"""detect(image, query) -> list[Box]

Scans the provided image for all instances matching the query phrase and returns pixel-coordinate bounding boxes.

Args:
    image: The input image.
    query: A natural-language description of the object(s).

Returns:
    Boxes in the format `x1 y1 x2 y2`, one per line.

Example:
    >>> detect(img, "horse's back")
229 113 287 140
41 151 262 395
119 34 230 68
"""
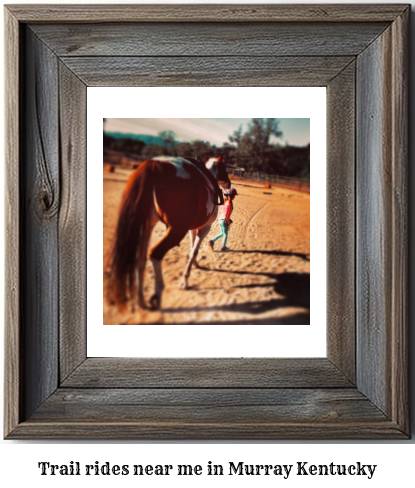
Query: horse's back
145 157 216 229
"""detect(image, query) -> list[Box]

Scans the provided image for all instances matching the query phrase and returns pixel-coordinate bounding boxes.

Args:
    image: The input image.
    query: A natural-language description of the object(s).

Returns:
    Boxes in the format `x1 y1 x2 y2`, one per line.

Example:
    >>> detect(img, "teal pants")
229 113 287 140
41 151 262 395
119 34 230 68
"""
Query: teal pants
212 220 228 248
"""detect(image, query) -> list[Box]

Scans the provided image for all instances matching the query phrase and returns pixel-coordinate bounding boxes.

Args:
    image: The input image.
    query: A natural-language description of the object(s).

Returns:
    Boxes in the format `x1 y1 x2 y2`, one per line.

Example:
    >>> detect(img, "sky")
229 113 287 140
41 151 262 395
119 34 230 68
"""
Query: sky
104 118 310 147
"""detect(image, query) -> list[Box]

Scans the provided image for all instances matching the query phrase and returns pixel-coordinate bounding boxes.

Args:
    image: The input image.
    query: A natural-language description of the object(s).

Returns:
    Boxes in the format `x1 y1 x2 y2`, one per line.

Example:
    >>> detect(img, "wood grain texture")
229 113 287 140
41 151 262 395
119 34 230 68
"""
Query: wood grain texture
6 4 409 23
326 61 356 383
62 358 353 388
356 9 408 432
61 56 354 87
356 28 393 417
389 8 409 432
32 388 386 423
21 29 61 420
7 422 406 441
31 22 388 57
58 63 87 381
4 5 409 440
8 398 405 440
4 7 21 438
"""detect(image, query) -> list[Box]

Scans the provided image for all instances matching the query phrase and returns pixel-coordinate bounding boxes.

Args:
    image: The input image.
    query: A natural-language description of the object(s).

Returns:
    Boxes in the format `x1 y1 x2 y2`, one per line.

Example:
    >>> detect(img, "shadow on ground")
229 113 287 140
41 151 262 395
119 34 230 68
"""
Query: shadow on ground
229 248 310 261
162 266 310 325
142 312 310 326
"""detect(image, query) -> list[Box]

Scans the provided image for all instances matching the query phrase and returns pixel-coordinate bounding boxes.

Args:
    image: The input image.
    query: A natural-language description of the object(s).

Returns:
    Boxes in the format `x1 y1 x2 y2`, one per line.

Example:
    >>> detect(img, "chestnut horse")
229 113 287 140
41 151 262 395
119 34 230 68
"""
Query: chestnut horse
109 156 230 310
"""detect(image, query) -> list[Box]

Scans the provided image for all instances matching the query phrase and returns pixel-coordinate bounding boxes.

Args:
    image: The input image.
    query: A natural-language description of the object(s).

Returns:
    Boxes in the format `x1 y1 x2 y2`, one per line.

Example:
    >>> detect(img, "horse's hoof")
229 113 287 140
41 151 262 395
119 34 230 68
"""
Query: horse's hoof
179 280 188 290
192 260 200 269
149 294 161 310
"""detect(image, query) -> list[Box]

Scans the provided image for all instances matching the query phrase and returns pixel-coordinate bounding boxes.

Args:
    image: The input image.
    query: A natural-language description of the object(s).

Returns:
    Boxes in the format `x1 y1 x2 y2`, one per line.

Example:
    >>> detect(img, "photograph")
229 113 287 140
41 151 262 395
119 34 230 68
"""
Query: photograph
103 118 311 326
3 0 409 445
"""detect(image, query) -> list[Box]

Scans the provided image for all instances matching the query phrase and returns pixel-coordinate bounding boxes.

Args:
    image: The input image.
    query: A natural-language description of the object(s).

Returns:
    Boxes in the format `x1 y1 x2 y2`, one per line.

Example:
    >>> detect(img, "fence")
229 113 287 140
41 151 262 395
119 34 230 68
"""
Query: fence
227 168 310 193
103 154 310 194
103 149 145 169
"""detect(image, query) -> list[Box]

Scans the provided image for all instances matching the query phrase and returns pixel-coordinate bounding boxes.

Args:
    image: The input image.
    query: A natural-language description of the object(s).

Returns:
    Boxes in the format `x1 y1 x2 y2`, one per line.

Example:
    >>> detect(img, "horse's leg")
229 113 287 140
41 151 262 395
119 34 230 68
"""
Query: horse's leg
183 208 218 284
149 226 187 310
149 258 164 311
188 229 200 268
136 240 148 310
136 206 159 309
179 224 212 290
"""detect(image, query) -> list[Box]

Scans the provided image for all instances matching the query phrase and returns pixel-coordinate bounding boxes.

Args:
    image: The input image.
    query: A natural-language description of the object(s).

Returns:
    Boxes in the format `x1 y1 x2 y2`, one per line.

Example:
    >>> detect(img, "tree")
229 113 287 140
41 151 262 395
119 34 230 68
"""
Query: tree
218 142 238 167
176 142 194 159
279 144 310 178
228 118 283 173
142 144 164 158
103 133 116 149
158 130 176 155
191 140 216 161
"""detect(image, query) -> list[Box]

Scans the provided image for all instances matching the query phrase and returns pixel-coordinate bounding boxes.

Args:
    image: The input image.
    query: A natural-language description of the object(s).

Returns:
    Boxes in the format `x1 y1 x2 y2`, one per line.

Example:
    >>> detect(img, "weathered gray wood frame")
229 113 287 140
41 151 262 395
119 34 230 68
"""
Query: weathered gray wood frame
4 4 409 439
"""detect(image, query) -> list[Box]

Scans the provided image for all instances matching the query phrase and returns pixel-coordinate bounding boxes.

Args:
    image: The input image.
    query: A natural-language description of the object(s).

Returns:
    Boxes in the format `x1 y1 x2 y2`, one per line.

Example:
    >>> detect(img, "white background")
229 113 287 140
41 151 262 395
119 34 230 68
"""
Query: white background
1 0 414 487
88 87 326 357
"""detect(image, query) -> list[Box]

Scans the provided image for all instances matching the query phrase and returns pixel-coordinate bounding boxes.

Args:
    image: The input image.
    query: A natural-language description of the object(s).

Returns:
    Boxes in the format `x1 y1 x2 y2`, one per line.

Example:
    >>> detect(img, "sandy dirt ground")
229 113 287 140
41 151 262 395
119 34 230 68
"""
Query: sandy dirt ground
103 168 310 325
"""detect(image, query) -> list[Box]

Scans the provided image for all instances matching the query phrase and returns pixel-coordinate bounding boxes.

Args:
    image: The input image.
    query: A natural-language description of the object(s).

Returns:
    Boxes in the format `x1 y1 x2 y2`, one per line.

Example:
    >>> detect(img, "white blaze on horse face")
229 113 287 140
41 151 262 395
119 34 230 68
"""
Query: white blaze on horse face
206 158 218 178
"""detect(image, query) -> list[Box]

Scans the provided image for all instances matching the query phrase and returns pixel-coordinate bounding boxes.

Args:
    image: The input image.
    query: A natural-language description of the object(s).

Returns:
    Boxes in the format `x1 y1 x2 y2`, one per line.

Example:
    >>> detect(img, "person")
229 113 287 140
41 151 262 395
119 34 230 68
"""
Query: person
209 187 238 251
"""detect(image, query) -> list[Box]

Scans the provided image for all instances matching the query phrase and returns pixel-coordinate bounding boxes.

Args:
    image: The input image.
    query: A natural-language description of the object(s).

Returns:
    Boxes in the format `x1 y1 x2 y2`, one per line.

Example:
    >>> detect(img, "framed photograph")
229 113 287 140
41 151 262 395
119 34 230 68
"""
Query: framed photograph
93 92 324 359
4 4 409 439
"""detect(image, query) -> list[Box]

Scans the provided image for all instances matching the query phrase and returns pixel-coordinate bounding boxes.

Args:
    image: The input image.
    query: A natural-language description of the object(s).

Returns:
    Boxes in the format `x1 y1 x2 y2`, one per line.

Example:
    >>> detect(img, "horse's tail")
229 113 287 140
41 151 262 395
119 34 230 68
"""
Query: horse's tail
107 160 160 311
